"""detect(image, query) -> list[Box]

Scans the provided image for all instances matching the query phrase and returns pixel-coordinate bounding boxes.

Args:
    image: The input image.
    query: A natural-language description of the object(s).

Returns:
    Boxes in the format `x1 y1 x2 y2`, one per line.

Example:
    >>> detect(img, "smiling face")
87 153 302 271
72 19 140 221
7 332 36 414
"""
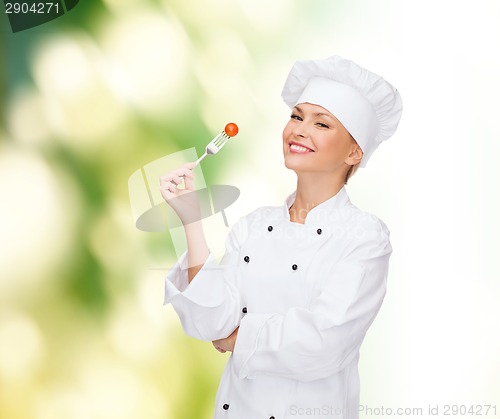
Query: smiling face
282 103 363 176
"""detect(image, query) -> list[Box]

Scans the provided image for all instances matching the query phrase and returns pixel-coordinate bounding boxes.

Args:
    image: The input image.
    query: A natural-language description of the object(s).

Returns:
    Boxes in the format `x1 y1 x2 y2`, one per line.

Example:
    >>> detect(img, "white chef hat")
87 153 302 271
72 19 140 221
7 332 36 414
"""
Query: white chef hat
281 55 403 167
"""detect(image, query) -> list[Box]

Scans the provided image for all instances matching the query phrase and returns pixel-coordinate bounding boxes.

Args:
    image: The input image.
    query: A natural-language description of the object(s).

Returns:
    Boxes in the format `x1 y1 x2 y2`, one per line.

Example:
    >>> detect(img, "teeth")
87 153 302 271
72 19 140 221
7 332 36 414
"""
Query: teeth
290 144 311 152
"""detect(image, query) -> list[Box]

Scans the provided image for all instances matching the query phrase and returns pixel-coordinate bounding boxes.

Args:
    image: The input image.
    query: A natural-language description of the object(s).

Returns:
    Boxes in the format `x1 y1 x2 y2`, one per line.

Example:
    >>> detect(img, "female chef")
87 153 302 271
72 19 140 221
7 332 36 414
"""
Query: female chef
160 55 403 419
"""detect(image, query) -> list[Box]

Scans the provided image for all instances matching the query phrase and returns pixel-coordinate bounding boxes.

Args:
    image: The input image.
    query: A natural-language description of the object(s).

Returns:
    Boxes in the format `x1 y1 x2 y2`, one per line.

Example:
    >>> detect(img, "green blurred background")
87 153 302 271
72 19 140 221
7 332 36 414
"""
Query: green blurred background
1 0 499 418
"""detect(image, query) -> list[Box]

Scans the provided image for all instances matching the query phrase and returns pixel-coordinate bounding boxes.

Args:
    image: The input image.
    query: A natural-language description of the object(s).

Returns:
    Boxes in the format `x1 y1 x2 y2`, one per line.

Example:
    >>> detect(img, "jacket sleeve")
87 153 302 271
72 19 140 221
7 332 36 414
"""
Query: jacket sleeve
163 217 247 341
232 216 392 382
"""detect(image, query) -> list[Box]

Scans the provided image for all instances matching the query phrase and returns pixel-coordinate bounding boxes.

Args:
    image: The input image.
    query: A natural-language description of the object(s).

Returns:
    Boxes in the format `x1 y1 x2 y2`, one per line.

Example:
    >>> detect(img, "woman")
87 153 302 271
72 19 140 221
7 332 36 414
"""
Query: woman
160 55 403 419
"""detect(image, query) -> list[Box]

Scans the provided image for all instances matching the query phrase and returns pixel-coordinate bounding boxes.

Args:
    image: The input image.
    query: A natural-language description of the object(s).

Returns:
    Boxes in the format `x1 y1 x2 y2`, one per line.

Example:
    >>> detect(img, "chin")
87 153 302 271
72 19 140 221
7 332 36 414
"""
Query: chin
284 156 313 172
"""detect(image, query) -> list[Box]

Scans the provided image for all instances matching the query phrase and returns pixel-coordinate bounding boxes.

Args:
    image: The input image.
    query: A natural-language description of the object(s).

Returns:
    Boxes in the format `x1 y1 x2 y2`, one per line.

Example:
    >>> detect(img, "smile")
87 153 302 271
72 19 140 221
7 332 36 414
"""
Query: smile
290 143 314 153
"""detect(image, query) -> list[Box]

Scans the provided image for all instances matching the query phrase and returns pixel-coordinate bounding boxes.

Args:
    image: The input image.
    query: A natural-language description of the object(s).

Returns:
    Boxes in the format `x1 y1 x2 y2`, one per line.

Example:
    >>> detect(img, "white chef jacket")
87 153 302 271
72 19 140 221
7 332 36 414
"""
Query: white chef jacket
164 186 392 419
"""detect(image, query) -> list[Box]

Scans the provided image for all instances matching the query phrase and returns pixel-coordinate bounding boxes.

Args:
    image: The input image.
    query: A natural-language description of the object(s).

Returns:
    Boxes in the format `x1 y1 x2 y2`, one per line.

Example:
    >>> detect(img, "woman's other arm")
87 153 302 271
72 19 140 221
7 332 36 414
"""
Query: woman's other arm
231 216 392 381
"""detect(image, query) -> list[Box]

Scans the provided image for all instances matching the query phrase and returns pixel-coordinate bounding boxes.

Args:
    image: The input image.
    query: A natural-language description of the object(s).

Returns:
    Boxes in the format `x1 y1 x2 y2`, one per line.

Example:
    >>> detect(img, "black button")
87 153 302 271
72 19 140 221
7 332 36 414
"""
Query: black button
292 264 298 270
268 225 273 232
223 403 229 410
269 417 275 419
242 307 247 314
317 228 322 235
244 256 250 263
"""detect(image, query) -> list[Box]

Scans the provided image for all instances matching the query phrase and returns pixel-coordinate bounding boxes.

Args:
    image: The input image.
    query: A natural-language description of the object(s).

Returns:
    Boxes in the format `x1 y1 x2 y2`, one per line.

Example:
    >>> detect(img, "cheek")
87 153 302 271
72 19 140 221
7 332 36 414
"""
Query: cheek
317 134 350 161
282 121 293 140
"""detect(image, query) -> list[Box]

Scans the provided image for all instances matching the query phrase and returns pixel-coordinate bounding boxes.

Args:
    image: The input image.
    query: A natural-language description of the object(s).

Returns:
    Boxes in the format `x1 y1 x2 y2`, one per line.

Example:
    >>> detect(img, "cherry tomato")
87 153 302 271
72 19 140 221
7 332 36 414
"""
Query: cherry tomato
224 123 239 137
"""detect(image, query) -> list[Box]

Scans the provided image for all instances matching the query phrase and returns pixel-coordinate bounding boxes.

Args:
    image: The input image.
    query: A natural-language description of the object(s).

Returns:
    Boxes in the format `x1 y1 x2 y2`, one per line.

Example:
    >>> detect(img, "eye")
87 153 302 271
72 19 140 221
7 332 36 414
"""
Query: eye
290 113 302 121
316 122 330 128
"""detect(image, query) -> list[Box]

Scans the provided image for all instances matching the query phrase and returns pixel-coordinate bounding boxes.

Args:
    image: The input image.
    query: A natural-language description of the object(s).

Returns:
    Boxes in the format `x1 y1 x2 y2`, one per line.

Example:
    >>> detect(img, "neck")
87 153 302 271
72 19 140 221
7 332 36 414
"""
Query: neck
289 171 345 223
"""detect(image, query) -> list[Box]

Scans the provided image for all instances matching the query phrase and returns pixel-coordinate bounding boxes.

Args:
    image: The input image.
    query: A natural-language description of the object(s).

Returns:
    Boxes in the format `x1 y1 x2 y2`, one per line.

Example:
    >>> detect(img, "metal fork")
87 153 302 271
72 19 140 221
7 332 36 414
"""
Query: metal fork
193 130 231 167
176 130 232 186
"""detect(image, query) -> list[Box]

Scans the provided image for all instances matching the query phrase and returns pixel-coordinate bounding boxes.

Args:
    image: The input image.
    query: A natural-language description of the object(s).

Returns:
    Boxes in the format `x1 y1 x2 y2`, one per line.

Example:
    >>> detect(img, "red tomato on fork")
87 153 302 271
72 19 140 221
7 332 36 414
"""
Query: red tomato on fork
224 123 239 137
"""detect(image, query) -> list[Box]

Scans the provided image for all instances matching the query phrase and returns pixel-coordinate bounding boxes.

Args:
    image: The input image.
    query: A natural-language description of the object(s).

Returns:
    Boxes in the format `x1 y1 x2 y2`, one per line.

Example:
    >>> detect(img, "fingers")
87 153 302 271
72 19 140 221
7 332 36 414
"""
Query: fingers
159 163 197 197
159 183 177 196
159 169 194 184
183 174 195 191
212 342 226 353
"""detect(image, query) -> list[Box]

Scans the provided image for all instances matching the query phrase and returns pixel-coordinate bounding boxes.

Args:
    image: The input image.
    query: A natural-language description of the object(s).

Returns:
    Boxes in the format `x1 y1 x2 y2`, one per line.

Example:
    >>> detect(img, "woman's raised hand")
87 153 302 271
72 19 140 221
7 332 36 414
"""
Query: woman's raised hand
159 162 202 225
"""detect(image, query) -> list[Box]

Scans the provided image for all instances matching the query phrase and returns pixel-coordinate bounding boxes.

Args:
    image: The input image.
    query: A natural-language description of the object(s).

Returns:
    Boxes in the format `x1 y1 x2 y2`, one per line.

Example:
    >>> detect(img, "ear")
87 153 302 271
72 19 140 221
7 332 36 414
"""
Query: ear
345 146 363 166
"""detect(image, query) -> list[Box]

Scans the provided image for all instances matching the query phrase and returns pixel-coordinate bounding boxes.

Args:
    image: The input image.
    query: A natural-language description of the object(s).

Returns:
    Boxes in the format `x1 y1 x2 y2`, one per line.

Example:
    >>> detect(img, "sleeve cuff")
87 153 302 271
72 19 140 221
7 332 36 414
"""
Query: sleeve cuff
232 313 275 379
164 251 190 301
163 251 230 308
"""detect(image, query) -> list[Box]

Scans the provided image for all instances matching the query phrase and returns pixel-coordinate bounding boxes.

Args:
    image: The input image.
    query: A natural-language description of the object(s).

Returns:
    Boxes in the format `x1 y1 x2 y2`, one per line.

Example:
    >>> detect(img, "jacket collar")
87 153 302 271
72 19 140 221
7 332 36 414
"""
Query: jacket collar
283 186 351 224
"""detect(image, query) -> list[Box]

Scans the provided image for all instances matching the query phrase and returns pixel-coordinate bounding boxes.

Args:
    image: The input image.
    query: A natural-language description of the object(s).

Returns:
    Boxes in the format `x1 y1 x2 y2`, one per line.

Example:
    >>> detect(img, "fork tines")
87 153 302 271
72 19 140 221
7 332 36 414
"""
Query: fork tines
213 132 230 148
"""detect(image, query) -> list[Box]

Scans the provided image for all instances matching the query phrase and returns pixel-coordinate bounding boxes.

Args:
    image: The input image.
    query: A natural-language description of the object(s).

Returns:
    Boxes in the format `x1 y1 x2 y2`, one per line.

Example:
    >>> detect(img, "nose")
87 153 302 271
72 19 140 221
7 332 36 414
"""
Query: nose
292 122 308 138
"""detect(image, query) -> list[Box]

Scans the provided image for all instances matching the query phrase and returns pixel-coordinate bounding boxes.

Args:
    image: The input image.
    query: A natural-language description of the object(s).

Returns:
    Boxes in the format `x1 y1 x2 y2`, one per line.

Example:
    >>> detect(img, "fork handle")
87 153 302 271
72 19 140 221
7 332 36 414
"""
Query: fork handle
194 152 208 167
179 152 207 179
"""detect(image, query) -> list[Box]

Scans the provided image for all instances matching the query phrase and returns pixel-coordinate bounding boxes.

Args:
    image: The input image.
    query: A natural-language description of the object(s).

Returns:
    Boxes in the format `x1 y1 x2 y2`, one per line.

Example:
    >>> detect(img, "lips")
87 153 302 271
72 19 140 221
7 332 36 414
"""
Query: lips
289 141 314 153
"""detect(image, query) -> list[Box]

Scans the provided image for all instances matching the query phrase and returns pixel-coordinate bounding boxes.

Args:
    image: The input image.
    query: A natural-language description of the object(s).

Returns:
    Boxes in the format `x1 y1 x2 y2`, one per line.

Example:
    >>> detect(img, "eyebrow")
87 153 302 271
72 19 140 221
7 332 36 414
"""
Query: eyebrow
293 105 335 121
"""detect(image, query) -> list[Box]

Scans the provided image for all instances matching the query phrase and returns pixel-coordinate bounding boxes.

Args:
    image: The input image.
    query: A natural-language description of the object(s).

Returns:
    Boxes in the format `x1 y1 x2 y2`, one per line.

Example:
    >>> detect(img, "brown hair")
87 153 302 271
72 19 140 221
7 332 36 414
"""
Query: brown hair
344 162 360 185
